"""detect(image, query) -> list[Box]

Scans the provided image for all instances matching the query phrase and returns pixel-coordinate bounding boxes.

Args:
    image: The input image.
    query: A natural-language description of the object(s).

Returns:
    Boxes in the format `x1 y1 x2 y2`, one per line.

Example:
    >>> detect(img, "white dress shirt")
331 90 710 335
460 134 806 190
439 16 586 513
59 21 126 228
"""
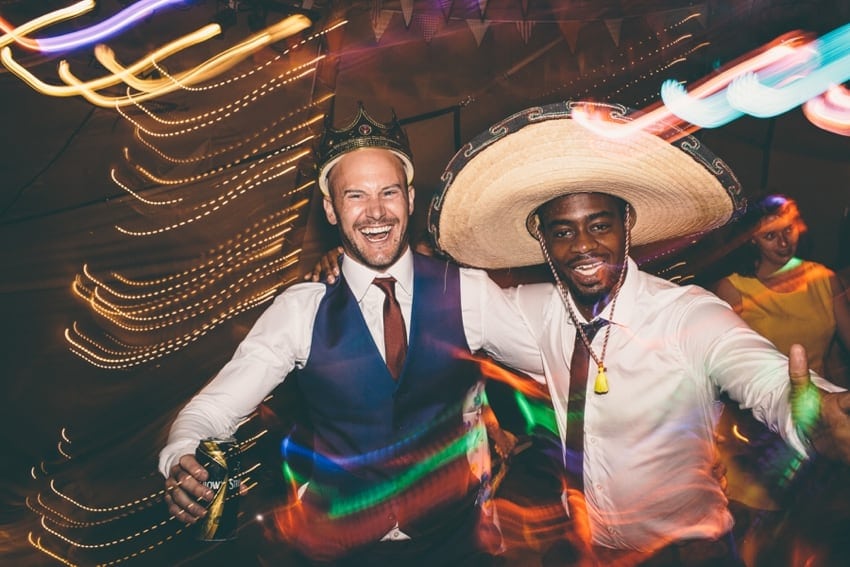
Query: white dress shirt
159 247 543 476
511 257 843 552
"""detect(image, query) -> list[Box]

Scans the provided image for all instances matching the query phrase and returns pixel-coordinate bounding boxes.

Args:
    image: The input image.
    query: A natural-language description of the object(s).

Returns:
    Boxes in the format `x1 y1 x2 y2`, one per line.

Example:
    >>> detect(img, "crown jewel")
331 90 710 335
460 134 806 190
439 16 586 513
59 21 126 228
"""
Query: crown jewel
316 102 414 194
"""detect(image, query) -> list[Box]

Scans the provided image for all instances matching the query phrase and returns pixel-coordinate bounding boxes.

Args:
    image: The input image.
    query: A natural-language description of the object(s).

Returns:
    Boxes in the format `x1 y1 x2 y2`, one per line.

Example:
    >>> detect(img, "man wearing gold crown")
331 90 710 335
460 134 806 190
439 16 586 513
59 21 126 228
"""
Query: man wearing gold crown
428 101 850 566
158 104 544 565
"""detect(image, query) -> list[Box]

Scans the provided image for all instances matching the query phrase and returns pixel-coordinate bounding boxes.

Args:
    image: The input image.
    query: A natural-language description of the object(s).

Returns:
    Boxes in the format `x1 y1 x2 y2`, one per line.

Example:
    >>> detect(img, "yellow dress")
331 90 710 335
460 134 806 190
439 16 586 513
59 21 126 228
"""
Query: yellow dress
726 261 835 375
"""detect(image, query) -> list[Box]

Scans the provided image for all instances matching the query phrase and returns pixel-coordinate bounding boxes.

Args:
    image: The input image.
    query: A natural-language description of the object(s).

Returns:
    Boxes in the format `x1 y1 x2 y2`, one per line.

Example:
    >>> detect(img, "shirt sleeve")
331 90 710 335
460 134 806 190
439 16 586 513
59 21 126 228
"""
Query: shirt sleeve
158 283 324 477
677 291 844 456
459 268 545 377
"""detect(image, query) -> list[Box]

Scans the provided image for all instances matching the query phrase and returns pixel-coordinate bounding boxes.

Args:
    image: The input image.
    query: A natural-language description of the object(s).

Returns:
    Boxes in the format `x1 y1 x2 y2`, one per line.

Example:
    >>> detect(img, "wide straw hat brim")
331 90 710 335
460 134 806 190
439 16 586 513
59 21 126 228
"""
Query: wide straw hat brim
429 102 744 269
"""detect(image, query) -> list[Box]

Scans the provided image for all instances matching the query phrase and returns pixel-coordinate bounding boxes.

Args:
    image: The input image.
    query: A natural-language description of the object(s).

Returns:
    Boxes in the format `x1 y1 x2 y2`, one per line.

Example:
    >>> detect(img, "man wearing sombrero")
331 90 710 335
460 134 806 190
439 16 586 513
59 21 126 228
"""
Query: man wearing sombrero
430 101 850 565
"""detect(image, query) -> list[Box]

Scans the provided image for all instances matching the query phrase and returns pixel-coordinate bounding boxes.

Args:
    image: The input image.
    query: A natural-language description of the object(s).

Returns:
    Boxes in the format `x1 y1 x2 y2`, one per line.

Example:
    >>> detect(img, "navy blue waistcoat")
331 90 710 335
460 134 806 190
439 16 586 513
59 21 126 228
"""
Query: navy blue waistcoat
291 254 482 512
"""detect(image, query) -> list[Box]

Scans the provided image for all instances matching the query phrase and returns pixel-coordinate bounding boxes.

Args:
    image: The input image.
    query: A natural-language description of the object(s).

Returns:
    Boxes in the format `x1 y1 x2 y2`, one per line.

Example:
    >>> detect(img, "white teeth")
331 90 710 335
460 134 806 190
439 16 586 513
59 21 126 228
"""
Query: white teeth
361 226 391 235
573 261 602 275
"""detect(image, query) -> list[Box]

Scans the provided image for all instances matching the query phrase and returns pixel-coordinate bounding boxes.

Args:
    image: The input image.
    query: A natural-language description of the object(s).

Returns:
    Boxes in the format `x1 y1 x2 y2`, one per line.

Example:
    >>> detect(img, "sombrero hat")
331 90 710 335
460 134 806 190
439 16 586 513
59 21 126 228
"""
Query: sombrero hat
429 101 745 269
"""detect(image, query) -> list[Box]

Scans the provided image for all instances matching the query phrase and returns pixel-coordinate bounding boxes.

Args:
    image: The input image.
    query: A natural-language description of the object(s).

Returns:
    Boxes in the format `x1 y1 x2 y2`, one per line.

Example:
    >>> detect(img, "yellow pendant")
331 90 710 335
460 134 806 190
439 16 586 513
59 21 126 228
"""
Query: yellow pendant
594 365 609 394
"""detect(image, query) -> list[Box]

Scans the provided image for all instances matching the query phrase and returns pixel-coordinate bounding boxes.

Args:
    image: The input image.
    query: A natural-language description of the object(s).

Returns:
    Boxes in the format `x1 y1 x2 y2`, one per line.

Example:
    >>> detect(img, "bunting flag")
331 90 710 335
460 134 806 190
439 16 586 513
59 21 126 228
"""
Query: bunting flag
604 18 623 47
356 3 709 52
372 10 393 42
417 13 444 44
466 18 491 46
557 20 582 54
371 0 383 29
301 0 314 9
516 20 534 45
401 0 414 28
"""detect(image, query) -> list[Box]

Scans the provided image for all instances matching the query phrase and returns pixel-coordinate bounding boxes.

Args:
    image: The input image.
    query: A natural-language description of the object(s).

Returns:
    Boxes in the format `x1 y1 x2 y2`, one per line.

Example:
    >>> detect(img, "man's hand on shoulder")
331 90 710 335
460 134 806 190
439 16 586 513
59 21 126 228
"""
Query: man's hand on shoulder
303 246 344 284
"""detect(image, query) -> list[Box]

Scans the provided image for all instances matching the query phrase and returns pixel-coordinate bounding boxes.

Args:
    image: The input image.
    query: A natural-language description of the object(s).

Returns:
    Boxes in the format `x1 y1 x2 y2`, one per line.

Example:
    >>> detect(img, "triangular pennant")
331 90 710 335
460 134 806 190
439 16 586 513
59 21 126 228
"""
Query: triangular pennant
516 20 534 45
372 10 393 42
604 18 622 46
371 0 382 28
466 18 491 46
520 0 530 18
401 0 414 28
478 0 489 20
557 21 582 54
301 0 314 9
416 13 444 43
439 0 454 22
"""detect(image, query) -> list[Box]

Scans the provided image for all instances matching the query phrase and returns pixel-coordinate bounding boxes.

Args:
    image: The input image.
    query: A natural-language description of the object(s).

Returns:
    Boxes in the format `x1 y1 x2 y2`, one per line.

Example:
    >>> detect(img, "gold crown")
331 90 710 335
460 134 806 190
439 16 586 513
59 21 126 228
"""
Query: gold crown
316 102 414 195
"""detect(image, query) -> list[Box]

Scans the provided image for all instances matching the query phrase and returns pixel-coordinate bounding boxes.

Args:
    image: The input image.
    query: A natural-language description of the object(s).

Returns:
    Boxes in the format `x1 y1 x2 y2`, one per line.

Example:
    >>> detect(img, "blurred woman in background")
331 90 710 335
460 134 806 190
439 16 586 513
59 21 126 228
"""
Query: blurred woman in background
714 193 850 380
712 193 850 567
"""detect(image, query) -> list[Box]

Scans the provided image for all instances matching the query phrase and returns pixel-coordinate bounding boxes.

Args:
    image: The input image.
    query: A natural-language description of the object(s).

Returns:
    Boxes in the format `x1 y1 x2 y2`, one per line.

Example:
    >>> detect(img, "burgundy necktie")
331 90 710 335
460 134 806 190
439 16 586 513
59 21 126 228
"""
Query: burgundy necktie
565 319 608 488
563 319 608 551
372 277 407 379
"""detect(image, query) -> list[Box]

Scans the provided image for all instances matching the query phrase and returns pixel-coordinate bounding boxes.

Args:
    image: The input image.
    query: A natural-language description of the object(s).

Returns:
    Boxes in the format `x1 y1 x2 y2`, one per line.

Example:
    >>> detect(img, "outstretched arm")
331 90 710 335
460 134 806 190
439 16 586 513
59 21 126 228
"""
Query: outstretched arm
789 343 850 462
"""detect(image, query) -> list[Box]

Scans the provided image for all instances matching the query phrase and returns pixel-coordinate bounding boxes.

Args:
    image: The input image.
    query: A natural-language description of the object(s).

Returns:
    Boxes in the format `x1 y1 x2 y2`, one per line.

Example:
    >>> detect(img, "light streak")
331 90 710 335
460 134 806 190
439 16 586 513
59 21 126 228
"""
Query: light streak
114 151 311 237
109 168 183 206
0 0 96 51
75 251 300 331
0 23 224 97
131 96 331 164
731 424 750 443
66 278 295 368
3 15 312 105
35 0 195 53
132 135 313 185
803 84 850 134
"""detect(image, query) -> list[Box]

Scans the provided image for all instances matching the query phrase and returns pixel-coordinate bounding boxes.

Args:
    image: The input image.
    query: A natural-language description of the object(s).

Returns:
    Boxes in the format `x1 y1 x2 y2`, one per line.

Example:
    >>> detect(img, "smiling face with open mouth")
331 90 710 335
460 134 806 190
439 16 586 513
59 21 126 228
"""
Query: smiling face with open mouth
536 192 628 319
323 147 415 271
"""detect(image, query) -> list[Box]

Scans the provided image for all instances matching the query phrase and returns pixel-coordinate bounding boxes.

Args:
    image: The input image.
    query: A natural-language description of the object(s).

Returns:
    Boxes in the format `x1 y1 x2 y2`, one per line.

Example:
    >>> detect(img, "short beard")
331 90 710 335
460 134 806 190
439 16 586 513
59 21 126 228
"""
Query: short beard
564 261 625 312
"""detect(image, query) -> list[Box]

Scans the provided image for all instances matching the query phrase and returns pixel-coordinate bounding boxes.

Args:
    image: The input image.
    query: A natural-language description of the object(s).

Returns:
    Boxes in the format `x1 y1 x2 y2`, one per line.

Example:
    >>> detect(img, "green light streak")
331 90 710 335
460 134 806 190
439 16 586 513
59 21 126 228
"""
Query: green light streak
514 391 558 435
328 428 483 518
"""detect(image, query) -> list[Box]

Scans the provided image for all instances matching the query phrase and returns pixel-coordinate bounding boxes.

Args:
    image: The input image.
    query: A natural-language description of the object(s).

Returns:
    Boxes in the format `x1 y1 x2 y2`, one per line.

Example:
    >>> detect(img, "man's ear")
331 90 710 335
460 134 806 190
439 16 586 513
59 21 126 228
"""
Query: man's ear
407 185 416 215
323 196 338 226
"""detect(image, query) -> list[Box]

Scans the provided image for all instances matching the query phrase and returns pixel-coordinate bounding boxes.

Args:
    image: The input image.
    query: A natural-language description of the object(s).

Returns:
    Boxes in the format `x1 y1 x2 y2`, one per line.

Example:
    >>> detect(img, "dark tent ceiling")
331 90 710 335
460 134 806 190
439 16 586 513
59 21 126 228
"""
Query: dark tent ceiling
1 1 849 565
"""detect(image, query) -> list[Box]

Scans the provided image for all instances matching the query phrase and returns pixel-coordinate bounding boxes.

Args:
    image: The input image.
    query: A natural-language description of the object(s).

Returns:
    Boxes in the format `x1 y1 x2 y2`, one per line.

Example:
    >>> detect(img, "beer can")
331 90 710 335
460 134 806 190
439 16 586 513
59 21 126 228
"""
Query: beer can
195 437 241 541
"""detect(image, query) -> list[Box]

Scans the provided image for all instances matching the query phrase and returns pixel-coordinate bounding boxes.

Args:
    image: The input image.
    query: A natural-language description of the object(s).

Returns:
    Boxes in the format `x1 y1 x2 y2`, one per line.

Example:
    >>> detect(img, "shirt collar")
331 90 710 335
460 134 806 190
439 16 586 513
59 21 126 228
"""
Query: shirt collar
341 247 414 302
